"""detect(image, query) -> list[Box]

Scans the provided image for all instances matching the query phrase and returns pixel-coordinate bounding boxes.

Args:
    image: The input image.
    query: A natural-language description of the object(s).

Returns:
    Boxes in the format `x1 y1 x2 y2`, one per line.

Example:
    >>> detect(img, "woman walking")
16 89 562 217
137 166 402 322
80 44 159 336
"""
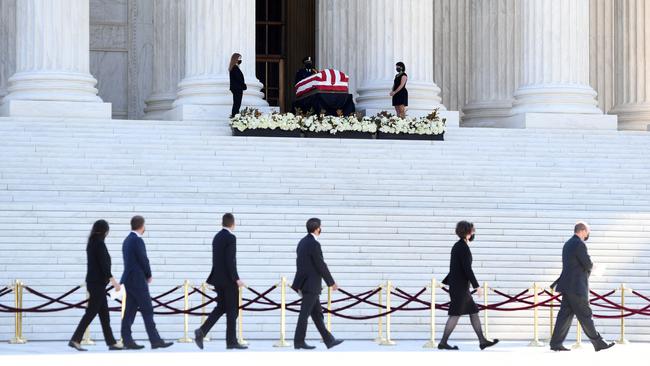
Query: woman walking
229 53 247 118
69 220 122 351
439 221 499 350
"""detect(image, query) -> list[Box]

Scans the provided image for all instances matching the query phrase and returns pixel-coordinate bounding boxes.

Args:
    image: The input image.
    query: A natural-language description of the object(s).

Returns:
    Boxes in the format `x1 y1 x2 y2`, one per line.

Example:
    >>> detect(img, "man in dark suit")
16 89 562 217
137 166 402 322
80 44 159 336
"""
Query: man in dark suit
549 222 614 352
295 56 318 85
120 216 173 350
193 213 247 350
291 218 344 350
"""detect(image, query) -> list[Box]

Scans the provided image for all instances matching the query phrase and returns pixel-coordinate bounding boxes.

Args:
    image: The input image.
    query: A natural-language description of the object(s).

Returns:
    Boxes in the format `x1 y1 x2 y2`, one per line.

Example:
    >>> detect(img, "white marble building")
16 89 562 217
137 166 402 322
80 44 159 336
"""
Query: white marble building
0 0 649 130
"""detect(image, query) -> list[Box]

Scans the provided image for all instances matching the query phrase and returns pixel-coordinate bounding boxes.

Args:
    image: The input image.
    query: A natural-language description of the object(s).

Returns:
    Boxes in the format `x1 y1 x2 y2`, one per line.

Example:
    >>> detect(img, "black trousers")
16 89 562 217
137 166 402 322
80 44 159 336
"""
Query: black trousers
231 91 243 117
550 292 605 347
120 284 162 345
70 283 117 345
199 285 238 345
294 292 334 345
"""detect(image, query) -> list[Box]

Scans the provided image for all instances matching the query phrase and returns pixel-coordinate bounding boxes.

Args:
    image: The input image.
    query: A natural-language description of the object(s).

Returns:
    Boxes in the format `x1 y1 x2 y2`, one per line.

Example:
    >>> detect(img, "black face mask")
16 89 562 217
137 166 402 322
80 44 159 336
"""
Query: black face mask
468 234 475 242
584 234 589 242
237 60 242 65
305 62 313 69
396 67 402 73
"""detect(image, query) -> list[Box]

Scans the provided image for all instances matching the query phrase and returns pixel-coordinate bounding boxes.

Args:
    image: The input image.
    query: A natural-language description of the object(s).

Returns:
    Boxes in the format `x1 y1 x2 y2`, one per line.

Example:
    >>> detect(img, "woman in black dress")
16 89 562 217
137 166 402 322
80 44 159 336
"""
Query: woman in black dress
229 53 247 118
390 62 408 118
439 221 498 350
69 220 122 351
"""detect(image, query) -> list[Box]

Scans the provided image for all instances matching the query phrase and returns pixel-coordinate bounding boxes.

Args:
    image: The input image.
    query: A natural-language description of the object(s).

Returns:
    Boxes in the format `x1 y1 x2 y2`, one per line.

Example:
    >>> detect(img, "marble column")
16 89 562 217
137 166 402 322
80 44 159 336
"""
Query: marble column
611 0 650 130
169 0 269 123
0 0 111 119
510 0 616 129
144 0 184 120
463 0 520 127
354 0 452 119
0 0 16 102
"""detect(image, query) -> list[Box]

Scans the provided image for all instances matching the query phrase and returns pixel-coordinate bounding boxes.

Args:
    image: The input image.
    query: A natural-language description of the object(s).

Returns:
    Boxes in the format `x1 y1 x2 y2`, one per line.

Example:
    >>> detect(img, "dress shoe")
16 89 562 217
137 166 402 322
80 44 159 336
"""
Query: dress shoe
194 329 204 350
595 342 615 352
108 344 124 351
226 343 248 350
68 341 88 352
479 339 499 350
437 342 459 350
550 345 570 352
123 342 145 350
151 340 173 349
294 343 316 350
325 339 344 349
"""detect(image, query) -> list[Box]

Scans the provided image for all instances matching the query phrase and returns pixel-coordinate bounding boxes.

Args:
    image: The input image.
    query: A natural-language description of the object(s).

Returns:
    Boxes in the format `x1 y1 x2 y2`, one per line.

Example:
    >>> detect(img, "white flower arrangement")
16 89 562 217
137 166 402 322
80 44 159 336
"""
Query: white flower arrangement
375 110 446 135
230 108 444 137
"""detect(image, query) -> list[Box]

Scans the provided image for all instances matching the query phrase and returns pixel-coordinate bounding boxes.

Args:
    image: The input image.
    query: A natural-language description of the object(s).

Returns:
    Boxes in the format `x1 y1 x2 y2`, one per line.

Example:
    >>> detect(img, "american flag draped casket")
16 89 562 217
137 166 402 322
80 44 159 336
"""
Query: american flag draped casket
295 69 350 99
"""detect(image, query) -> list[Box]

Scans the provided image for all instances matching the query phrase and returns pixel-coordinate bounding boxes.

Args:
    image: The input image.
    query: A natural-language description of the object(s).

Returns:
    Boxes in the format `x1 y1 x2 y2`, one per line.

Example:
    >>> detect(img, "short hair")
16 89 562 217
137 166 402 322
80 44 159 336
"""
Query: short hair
130 215 145 231
222 213 235 227
306 218 321 234
455 220 474 239
574 221 589 234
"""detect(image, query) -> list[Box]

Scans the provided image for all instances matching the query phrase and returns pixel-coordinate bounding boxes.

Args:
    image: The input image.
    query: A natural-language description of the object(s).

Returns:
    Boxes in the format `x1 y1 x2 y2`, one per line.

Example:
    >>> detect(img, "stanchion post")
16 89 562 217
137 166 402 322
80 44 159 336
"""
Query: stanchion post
548 287 555 342
483 281 489 339
528 282 544 346
379 281 396 346
119 285 127 345
81 288 95 345
572 322 583 349
327 286 332 332
10 280 27 344
373 284 385 344
617 283 629 344
423 278 437 348
200 282 211 342
178 280 193 343
274 276 290 347
237 284 248 346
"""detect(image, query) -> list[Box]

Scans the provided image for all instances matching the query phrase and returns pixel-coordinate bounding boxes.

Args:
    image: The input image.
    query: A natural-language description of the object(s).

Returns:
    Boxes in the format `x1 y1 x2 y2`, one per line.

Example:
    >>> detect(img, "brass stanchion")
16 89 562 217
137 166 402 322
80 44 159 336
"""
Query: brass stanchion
327 286 332 332
373 284 385 344
200 282 211 342
81 289 95 345
178 280 193 343
237 285 248 346
483 281 489 339
572 322 583 349
273 277 290 347
548 287 555 342
528 282 544 346
119 286 127 345
422 278 437 348
379 281 396 346
617 283 629 344
10 280 27 344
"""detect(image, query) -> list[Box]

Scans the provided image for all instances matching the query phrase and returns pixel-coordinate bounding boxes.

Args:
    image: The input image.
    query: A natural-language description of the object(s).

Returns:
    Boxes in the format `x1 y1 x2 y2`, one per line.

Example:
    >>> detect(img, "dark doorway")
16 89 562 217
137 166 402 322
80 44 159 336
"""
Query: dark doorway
255 0 315 112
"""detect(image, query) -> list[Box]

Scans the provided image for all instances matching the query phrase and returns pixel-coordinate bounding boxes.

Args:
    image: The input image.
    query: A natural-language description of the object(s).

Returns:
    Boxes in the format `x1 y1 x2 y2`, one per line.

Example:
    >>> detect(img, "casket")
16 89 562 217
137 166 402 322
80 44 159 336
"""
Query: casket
295 69 349 99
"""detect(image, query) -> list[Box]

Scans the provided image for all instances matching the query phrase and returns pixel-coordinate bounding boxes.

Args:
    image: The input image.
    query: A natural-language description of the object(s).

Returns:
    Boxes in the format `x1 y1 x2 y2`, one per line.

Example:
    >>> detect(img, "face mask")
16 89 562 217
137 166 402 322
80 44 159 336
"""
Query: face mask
305 62 312 69
237 60 242 65
396 67 402 73
468 234 475 242
584 234 589 242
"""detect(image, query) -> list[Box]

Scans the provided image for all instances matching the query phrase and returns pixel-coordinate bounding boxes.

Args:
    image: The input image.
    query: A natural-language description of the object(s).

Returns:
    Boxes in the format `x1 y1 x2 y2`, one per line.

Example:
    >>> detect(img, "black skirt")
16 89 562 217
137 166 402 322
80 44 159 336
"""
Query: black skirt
448 288 479 316
392 88 408 106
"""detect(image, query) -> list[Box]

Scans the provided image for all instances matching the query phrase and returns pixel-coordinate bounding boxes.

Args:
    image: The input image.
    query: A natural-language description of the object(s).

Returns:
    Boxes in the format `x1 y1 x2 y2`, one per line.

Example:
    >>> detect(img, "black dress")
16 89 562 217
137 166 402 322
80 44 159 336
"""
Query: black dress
442 240 480 316
391 73 408 107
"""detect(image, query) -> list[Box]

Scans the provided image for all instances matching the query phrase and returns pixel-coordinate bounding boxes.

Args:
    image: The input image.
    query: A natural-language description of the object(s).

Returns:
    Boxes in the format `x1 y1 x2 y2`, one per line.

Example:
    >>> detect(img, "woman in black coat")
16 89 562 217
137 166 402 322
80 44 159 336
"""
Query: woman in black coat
229 53 247 118
439 221 498 350
69 220 122 351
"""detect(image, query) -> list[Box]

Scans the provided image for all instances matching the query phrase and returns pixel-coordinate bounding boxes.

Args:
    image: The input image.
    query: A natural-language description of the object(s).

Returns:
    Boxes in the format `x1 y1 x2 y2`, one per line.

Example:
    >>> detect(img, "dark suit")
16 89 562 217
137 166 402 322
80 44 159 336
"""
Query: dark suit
120 232 162 345
295 68 316 85
550 235 606 348
229 65 246 117
199 229 240 345
70 237 117 345
292 234 335 345
442 240 480 315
